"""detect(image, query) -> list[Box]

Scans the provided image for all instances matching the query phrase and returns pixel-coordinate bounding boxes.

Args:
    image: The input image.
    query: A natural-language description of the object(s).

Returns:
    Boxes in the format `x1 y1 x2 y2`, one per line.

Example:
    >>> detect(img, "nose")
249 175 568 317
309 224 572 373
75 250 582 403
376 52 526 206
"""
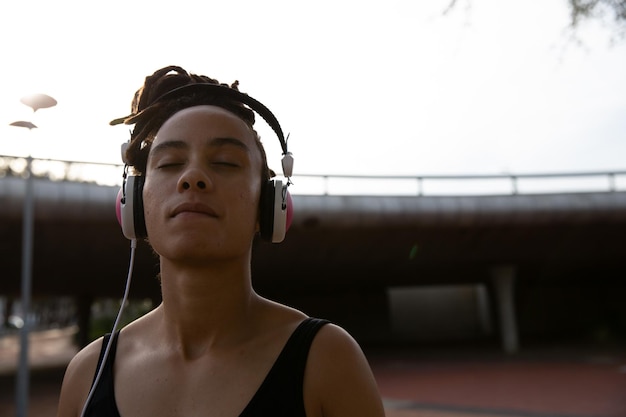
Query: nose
181 180 206 190
177 167 212 192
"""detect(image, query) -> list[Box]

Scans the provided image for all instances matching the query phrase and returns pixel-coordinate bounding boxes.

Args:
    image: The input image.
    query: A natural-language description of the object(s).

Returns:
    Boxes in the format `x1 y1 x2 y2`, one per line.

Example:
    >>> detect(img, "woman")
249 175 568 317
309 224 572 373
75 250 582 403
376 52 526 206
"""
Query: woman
57 66 385 417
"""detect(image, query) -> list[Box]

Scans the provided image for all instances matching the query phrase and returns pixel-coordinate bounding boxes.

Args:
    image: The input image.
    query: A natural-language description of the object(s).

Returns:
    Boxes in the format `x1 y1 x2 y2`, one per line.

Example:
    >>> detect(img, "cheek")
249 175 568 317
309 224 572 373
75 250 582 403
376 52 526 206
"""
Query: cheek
141 182 160 228
239 183 261 218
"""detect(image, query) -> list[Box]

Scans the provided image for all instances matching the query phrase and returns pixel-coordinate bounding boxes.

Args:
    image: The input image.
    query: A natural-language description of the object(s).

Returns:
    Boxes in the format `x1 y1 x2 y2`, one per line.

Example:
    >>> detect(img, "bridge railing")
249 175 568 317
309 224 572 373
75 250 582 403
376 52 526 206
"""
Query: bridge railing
0 155 123 187
1 154 625 196
297 171 626 196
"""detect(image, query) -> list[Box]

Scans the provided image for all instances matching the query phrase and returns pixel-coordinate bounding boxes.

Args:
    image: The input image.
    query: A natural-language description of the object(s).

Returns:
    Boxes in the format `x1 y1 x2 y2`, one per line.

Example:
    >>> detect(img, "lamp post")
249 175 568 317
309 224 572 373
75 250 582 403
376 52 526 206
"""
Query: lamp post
9 93 57 417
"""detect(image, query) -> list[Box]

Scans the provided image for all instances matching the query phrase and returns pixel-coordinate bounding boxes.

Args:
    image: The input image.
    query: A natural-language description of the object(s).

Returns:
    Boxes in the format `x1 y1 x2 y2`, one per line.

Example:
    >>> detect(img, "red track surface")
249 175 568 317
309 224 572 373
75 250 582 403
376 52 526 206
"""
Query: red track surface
370 348 626 417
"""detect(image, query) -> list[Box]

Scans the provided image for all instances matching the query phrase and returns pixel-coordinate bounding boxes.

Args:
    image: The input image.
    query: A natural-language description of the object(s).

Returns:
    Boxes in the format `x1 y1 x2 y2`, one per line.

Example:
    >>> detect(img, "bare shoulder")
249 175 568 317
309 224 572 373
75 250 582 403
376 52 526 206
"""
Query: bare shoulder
309 323 365 360
304 323 385 417
56 337 104 417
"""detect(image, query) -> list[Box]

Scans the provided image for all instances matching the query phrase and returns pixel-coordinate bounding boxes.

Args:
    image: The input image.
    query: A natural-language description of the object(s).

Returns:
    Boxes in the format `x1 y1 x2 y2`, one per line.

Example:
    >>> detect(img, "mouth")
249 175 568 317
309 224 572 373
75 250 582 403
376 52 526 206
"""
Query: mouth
171 202 218 218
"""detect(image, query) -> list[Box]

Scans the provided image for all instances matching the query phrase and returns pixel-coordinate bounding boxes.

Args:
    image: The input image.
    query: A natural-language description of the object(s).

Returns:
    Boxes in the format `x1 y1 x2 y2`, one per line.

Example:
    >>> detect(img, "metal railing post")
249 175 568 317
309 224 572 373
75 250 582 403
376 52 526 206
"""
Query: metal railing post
511 176 518 195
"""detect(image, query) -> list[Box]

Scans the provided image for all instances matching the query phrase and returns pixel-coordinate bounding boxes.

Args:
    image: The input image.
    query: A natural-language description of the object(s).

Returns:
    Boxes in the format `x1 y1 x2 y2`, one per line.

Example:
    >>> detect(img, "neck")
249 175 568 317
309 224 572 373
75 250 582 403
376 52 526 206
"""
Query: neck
157 257 261 358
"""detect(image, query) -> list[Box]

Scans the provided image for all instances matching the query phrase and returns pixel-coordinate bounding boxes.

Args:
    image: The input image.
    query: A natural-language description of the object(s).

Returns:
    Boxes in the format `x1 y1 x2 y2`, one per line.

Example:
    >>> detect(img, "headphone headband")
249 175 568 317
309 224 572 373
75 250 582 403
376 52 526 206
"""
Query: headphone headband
151 83 289 155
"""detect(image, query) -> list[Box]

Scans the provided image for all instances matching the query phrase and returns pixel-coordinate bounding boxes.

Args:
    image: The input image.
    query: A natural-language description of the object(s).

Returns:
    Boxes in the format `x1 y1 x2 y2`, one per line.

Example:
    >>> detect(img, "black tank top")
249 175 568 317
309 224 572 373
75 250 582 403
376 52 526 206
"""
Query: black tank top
84 317 329 417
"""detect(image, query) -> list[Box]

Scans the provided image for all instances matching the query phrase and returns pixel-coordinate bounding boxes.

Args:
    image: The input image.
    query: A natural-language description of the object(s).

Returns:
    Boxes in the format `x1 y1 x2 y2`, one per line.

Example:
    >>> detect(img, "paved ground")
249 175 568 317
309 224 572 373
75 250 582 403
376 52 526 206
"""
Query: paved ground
369 346 626 417
1 327 625 417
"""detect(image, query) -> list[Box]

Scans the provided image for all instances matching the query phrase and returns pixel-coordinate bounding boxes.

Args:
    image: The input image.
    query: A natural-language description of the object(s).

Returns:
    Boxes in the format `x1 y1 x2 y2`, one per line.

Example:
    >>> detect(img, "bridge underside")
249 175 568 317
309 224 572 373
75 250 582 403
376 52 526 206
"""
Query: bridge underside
1 178 625 347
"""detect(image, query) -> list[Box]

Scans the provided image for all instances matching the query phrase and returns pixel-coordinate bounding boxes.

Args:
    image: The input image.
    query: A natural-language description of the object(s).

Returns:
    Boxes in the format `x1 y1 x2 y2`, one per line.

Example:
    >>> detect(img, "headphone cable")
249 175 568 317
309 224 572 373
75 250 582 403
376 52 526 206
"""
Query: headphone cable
79 238 137 417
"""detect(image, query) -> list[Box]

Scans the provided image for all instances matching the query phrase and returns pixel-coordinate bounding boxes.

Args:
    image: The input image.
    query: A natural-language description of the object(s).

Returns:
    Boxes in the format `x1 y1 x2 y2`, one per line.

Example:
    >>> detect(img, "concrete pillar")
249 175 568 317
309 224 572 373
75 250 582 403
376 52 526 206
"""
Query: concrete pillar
491 265 519 354
475 284 493 336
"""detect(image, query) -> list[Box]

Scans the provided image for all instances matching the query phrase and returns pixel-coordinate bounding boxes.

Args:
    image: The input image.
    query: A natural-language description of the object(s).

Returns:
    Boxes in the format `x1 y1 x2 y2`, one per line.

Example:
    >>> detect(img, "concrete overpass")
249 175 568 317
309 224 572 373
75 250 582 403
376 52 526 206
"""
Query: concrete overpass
1 159 626 350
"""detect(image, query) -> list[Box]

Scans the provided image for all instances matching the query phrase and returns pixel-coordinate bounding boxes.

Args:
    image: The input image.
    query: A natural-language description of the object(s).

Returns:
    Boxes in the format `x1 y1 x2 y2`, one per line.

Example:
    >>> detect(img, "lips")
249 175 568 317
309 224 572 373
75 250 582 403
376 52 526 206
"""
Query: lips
171 202 218 218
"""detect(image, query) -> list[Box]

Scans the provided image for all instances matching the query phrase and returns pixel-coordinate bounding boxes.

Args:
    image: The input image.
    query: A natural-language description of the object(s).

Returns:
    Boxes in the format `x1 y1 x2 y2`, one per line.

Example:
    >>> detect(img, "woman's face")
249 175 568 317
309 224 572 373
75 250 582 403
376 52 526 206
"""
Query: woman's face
142 105 263 264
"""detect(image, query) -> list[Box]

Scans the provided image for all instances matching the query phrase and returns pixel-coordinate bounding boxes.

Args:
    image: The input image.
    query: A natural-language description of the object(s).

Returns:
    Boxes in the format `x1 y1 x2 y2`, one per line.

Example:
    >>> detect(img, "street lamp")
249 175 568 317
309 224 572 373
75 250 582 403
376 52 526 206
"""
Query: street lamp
9 121 37 130
9 93 57 417
20 93 57 112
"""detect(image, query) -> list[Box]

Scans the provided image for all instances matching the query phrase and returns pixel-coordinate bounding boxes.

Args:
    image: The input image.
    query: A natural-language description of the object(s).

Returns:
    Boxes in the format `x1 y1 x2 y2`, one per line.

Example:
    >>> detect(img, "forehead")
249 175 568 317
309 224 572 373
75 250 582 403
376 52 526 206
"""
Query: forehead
152 105 256 148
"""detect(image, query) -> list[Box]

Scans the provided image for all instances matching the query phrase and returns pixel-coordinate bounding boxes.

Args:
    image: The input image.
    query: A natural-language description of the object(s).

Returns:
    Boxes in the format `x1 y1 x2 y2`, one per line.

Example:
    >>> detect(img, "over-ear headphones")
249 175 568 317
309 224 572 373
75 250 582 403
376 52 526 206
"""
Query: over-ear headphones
115 83 294 243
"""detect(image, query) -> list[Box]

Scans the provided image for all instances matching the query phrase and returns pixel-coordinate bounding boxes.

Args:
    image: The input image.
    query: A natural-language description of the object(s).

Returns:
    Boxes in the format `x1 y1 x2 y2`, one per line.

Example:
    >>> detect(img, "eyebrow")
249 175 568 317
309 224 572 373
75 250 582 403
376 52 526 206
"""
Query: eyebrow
208 137 251 152
150 137 250 157
150 140 189 157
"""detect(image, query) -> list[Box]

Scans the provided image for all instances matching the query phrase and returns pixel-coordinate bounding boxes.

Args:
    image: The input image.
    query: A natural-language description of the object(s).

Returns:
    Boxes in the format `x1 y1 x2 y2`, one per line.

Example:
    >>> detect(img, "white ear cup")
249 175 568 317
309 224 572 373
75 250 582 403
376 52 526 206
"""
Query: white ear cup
271 180 287 243
120 175 145 240
120 175 137 240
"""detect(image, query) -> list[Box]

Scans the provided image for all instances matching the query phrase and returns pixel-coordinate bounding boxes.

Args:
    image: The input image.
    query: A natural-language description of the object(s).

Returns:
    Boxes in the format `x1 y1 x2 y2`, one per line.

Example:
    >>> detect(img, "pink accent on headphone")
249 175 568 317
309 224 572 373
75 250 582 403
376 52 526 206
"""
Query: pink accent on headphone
115 188 123 226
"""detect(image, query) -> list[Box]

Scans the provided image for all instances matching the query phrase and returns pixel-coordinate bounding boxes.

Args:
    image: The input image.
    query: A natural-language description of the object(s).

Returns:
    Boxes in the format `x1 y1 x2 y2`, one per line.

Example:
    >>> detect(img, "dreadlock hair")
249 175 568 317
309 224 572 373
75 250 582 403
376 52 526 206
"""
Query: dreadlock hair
111 65 275 179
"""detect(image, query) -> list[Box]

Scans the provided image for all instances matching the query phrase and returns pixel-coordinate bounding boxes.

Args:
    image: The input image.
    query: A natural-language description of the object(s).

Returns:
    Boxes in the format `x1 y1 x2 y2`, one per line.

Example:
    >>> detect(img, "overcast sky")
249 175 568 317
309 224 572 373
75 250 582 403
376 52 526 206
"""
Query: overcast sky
1 0 625 188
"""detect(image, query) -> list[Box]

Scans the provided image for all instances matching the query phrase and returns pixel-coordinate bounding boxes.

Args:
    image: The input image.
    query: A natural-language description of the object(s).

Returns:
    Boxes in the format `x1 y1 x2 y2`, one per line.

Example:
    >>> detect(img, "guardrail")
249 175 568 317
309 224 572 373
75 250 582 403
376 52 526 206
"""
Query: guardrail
297 171 626 196
1 154 625 196
0 155 124 186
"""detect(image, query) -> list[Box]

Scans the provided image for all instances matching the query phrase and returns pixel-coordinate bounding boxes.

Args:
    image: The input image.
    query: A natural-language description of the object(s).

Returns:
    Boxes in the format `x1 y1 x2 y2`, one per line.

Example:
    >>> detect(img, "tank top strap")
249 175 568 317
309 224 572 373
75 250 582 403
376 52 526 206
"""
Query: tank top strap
84 330 122 417
240 317 330 416
279 317 330 384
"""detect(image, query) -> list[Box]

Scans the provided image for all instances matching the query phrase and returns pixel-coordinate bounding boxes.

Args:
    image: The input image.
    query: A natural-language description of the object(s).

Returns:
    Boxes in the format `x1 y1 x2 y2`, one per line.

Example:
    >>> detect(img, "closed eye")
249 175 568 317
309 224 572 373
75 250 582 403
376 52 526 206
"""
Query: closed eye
157 162 184 169
212 160 240 168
